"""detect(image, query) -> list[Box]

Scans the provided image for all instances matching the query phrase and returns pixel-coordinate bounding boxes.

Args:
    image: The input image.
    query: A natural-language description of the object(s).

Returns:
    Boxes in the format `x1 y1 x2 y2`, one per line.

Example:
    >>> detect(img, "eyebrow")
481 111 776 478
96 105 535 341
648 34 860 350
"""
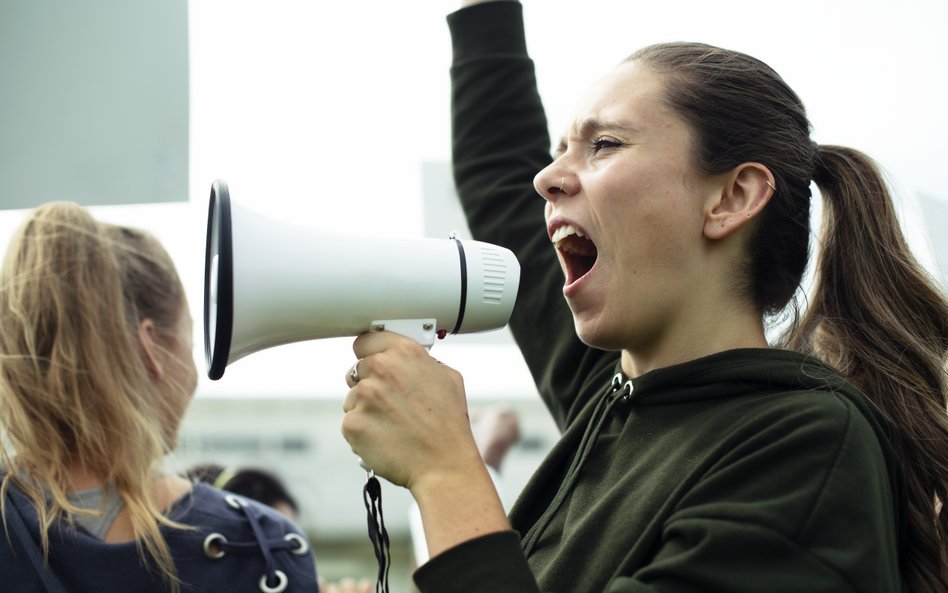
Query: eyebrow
553 118 643 158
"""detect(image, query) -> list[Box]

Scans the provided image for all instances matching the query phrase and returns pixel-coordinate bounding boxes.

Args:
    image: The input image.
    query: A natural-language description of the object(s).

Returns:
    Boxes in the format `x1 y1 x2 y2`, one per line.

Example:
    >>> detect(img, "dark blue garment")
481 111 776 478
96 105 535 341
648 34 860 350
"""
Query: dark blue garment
2 481 319 593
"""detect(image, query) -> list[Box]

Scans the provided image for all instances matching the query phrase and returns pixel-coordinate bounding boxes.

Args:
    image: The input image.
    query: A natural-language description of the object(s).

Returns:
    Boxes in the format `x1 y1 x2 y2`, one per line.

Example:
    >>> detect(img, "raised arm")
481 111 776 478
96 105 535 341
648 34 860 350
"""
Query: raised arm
449 1 616 428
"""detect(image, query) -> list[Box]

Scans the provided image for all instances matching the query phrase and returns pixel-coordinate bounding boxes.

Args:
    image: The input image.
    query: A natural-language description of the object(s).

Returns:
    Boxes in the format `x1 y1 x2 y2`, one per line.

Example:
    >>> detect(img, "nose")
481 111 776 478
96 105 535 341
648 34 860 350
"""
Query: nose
534 162 573 202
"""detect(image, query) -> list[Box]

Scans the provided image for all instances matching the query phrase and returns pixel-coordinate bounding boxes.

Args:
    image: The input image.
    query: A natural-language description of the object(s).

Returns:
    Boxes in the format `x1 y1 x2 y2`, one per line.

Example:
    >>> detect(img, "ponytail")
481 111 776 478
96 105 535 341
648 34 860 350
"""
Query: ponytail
631 40 948 590
786 144 948 592
0 203 187 592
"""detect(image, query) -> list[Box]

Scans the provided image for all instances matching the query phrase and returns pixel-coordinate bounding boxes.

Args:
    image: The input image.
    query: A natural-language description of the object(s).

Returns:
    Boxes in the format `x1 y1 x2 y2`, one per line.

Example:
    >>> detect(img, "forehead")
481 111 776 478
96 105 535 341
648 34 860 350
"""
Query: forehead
562 61 678 139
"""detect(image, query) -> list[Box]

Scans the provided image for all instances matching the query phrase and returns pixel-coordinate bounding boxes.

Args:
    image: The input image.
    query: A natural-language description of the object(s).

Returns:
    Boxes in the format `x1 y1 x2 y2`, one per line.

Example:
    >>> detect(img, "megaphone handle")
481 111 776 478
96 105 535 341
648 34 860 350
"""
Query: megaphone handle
354 320 436 472
356 321 441 593
353 320 435 473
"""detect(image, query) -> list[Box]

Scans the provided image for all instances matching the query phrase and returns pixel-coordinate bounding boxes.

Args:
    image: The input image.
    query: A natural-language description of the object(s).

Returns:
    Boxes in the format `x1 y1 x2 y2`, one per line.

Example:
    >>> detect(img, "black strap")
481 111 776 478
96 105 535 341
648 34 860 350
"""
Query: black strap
362 474 390 593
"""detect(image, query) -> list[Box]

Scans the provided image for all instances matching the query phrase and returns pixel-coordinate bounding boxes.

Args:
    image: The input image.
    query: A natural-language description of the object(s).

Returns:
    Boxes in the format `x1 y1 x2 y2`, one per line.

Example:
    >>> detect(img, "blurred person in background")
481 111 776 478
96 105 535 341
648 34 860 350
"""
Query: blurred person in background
0 202 318 593
186 464 301 522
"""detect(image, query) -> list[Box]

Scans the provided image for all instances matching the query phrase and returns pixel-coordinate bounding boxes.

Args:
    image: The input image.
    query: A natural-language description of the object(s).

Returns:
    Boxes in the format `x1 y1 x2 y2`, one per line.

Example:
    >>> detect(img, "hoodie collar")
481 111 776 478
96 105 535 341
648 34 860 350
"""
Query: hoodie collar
615 348 853 406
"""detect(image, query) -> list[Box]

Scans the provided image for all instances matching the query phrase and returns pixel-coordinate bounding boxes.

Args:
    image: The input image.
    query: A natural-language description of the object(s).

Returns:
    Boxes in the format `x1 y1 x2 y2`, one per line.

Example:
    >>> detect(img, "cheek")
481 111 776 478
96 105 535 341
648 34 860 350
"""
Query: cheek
171 347 198 403
592 159 701 245
183 356 198 399
607 197 699 275
189 365 198 397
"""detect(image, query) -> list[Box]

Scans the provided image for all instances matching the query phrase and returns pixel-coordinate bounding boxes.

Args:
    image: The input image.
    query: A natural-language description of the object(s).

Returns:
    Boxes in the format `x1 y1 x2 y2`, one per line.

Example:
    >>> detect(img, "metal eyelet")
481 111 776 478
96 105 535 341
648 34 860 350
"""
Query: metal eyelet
611 373 623 391
259 570 288 593
284 532 309 556
225 494 247 509
620 381 634 401
203 533 227 559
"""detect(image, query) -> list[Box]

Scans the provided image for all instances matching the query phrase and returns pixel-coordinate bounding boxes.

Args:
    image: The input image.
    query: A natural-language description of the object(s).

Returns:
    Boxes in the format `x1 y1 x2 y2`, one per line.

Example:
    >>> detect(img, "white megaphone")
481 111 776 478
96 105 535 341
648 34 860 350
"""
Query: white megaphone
204 179 521 380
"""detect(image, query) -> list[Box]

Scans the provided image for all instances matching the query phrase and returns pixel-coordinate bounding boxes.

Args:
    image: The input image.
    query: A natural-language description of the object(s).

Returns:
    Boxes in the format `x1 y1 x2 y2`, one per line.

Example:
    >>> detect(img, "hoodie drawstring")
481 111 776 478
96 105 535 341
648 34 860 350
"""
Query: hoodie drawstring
521 373 635 555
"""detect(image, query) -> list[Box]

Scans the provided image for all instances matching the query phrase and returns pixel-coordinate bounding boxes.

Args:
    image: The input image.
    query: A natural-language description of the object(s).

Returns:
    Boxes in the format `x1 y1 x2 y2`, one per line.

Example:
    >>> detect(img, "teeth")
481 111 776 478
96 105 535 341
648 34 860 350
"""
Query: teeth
551 224 585 244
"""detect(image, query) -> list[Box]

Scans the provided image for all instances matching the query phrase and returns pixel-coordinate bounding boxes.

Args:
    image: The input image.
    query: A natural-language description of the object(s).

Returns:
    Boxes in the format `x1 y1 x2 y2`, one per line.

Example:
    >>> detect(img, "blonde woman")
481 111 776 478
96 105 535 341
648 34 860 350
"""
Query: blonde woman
0 202 318 593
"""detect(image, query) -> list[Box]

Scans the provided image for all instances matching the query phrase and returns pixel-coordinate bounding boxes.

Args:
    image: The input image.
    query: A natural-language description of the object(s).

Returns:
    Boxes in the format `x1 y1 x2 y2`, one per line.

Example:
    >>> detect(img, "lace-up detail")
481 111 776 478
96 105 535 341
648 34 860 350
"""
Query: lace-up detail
202 494 310 593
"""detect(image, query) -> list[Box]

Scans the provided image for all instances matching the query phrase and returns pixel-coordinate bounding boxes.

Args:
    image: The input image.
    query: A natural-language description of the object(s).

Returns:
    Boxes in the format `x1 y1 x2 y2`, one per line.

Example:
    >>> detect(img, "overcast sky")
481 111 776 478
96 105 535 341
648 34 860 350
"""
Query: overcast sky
1 0 945 398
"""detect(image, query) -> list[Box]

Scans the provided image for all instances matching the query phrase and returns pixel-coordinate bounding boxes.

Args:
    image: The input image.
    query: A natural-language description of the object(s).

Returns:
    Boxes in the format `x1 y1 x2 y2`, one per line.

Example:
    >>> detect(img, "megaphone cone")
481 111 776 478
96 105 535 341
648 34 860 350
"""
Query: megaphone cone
204 179 521 380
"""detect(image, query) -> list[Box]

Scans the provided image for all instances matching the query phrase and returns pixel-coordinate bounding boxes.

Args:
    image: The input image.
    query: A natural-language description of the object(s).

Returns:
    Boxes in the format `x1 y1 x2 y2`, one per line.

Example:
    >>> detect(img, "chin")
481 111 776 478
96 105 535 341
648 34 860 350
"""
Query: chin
573 319 625 352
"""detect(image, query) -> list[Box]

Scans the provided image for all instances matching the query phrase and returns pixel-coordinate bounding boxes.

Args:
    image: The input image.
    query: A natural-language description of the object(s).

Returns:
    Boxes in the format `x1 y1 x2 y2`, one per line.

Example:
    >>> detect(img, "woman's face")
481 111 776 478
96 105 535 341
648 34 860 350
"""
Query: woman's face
535 61 724 353
159 303 198 447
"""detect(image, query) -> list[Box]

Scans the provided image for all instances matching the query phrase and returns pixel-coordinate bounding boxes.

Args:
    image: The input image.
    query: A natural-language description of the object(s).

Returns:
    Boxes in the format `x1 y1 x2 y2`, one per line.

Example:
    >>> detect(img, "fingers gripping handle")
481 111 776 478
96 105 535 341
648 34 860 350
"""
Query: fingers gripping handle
354 319 436 473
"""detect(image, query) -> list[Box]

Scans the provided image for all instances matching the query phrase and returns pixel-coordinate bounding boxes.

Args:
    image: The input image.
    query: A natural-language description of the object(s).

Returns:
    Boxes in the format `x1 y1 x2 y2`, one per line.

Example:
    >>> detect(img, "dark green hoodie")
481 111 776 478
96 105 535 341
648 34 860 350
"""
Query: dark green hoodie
414 3 906 593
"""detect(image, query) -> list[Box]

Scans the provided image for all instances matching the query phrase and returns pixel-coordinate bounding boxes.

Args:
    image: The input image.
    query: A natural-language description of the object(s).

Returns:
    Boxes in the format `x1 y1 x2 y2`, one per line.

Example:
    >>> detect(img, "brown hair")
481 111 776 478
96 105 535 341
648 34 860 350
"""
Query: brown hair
0 202 189 589
629 42 948 592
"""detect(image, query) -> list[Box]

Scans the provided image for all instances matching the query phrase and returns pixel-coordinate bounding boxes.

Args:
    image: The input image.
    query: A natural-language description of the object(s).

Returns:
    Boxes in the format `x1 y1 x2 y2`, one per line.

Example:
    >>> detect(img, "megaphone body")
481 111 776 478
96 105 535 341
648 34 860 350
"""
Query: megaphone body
204 179 521 380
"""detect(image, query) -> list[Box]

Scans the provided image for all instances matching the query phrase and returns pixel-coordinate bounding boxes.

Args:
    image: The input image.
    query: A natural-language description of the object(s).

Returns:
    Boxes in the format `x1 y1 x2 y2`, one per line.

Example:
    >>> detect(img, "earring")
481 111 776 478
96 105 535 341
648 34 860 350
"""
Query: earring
766 179 777 191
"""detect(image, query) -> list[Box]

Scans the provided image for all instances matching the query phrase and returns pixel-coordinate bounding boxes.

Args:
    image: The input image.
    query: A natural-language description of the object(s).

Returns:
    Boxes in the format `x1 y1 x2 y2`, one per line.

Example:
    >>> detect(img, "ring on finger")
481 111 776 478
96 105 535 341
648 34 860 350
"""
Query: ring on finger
349 360 361 383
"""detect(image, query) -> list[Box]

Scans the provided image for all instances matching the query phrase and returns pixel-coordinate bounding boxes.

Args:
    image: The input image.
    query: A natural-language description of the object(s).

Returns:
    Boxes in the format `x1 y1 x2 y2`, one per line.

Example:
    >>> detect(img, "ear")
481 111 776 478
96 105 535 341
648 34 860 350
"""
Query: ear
704 163 776 240
138 318 163 381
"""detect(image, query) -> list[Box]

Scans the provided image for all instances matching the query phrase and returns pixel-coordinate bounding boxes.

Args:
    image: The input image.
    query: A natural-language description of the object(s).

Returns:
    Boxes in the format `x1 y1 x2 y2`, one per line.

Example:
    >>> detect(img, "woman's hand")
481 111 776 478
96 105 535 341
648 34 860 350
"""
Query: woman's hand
341 331 512 558
341 331 483 493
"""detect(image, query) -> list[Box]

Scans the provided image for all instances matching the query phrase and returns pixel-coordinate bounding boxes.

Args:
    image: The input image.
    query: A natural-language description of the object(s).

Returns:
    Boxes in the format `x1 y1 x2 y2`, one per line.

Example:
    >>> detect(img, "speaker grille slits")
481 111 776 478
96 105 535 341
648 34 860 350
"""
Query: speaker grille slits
480 245 507 304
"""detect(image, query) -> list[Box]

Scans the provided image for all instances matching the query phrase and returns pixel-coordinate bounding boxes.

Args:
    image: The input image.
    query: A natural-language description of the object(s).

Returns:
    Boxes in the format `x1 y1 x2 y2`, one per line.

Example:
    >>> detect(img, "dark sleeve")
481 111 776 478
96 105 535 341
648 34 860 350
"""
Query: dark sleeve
449 1 615 429
413 531 540 593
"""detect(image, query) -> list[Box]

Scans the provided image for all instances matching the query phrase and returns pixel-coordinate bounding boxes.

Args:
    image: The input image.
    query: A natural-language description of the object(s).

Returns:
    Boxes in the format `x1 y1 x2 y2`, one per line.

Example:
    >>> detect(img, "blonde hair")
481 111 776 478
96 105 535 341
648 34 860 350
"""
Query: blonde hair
0 202 190 589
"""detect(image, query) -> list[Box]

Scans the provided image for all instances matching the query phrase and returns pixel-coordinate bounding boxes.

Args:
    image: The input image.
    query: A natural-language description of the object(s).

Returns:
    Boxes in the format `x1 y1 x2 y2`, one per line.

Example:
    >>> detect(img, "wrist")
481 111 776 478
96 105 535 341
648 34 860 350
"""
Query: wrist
408 449 486 501
409 455 510 559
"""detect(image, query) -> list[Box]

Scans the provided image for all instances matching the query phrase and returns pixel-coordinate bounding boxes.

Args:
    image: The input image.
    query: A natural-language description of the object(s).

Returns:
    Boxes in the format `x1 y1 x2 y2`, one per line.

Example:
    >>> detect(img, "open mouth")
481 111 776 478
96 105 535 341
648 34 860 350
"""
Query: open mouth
552 224 598 285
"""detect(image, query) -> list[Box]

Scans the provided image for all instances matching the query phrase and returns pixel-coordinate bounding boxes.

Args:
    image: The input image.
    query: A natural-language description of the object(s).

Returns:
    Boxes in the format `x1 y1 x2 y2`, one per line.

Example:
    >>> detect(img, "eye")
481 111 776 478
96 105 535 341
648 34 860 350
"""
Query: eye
590 137 622 153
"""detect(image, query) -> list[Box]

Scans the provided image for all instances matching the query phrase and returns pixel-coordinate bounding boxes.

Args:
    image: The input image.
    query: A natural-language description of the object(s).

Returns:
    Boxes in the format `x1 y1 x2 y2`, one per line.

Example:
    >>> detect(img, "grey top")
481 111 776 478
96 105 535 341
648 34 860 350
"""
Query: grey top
65 484 124 540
